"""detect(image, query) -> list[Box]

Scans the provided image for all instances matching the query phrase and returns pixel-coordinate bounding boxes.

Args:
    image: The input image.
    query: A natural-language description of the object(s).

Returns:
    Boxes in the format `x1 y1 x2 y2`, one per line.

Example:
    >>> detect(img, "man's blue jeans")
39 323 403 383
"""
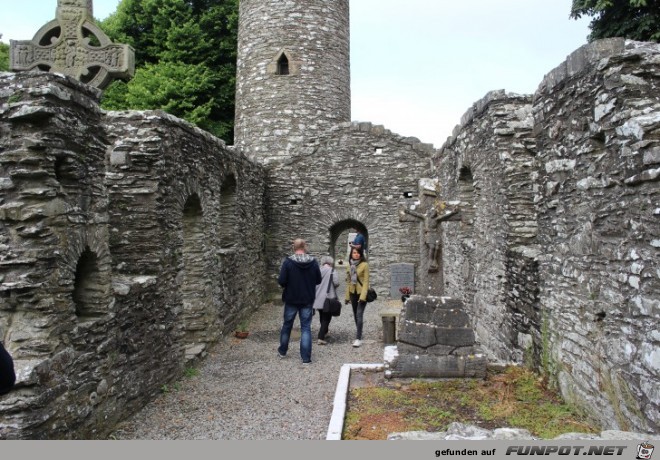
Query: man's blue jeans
278 304 313 363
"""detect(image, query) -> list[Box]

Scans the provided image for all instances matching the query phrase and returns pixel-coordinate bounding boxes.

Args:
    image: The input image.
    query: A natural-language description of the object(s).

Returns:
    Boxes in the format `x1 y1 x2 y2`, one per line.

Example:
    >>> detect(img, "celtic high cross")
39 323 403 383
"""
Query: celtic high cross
9 0 134 90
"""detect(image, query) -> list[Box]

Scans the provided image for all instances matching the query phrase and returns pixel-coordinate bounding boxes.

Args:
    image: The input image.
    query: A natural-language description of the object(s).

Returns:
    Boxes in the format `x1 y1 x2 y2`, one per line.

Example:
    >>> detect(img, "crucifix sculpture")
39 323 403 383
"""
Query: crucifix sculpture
400 205 459 273
399 179 461 274
9 0 135 90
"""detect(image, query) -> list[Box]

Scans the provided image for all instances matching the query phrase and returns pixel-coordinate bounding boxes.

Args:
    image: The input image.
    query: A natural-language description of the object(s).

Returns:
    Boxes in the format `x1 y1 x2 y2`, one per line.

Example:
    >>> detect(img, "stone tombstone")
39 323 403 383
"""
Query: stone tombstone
390 263 415 298
9 0 135 90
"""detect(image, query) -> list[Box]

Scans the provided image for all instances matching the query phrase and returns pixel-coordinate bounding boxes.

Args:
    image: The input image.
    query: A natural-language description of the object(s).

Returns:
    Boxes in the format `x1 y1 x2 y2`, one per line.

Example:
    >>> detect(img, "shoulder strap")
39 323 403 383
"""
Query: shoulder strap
326 268 335 294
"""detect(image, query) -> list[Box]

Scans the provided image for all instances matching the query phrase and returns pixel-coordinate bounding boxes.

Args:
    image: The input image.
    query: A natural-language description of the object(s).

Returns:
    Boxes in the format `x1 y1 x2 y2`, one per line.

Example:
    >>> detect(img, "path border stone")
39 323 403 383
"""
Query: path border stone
326 363 383 440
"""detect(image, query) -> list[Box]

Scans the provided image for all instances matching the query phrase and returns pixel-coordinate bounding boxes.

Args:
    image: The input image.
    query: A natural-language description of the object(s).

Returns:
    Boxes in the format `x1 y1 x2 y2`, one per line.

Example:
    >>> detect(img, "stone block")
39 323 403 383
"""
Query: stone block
388 354 487 378
464 354 489 378
402 296 435 323
452 346 480 356
432 308 471 328
425 344 455 356
396 342 427 354
398 321 437 348
110 151 127 166
435 297 465 310
436 328 475 347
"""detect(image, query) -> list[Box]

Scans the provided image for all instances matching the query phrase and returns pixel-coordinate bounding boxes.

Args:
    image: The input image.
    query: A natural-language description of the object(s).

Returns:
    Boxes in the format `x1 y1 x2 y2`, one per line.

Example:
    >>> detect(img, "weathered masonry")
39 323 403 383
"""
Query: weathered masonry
0 72 266 438
436 39 659 433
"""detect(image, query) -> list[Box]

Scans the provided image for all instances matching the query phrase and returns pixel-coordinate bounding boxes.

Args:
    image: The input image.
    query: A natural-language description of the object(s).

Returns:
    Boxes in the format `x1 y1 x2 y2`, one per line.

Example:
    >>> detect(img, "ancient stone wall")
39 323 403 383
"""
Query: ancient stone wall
533 39 659 433
0 72 266 439
264 122 434 293
436 90 537 363
435 39 659 433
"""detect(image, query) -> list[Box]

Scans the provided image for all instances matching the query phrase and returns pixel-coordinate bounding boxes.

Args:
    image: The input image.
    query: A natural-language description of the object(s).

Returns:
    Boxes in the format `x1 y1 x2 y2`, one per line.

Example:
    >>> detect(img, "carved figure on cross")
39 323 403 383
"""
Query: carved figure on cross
399 198 460 273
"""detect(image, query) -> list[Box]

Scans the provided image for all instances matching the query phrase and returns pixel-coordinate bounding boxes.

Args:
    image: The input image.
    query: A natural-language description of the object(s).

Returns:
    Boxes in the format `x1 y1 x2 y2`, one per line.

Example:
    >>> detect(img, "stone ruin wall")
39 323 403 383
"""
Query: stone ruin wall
0 72 267 439
534 39 659 433
436 38 659 433
437 90 537 365
264 122 433 292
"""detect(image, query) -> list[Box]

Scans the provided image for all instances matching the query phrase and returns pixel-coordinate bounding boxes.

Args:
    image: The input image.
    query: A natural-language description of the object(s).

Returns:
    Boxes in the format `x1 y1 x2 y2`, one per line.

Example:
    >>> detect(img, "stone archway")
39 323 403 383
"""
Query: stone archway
328 219 368 265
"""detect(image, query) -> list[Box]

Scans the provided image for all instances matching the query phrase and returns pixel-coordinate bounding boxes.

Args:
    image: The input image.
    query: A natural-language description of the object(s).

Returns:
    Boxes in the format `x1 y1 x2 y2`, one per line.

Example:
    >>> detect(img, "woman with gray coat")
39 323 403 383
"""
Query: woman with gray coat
312 256 339 344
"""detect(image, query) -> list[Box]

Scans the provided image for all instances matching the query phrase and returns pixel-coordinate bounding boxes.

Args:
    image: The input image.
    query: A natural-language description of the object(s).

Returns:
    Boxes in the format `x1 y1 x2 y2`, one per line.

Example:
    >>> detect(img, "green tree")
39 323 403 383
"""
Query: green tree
100 0 238 142
570 0 660 42
0 41 9 71
108 61 221 132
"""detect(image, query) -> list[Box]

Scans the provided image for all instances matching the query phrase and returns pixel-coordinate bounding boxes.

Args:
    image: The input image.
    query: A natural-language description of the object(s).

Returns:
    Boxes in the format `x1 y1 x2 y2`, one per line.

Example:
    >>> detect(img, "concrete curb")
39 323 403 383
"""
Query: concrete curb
326 363 384 440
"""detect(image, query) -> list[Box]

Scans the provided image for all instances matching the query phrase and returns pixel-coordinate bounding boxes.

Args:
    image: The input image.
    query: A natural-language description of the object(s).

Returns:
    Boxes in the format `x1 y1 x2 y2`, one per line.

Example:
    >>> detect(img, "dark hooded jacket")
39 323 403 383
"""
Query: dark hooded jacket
0 342 16 395
278 253 322 307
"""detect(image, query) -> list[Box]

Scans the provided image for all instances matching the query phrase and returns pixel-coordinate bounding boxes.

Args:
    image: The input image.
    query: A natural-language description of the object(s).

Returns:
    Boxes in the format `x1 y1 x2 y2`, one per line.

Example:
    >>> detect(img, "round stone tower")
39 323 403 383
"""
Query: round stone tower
234 0 351 164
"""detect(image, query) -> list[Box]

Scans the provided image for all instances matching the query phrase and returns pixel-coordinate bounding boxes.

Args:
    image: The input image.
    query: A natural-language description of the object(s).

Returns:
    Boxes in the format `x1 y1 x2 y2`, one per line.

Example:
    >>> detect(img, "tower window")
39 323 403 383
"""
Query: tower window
277 54 289 75
268 50 298 76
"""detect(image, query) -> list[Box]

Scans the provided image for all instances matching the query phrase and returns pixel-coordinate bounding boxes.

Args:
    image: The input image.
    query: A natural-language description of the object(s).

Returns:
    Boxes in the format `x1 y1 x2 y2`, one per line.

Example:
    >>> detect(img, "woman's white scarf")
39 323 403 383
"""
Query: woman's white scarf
350 258 359 284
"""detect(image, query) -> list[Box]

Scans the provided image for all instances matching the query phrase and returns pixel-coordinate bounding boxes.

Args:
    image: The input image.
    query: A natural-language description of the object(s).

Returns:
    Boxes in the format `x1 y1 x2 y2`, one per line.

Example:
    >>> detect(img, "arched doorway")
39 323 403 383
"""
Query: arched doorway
328 219 368 265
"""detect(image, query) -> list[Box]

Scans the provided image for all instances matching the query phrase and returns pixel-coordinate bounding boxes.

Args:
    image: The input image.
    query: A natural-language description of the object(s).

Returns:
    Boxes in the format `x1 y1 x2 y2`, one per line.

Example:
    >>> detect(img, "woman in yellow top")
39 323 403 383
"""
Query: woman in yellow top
345 246 369 347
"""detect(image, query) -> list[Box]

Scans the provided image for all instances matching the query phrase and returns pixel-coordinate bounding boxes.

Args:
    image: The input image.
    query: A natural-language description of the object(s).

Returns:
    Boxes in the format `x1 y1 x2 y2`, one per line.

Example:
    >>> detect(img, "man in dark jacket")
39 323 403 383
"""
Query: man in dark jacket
277 238 322 364
0 341 16 395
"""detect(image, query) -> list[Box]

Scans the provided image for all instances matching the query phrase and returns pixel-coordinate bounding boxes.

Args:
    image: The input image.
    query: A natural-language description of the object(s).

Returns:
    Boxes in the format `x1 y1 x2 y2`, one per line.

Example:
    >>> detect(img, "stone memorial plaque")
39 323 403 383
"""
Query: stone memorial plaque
390 263 414 298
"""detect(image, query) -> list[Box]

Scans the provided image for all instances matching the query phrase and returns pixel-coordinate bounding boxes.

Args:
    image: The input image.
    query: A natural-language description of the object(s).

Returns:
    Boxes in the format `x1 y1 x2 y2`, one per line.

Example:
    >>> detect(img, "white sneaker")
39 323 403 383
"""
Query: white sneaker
317 339 327 345
352 339 362 347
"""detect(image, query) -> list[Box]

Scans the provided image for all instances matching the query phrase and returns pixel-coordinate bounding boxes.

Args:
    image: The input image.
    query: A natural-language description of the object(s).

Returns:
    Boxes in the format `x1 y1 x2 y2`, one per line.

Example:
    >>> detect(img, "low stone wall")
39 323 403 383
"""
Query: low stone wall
0 72 267 439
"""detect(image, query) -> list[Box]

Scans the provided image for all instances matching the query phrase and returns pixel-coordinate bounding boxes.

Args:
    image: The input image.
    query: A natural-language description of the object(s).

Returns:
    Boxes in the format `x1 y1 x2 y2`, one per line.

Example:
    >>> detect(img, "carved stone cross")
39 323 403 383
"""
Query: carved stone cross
9 0 134 90
399 178 461 274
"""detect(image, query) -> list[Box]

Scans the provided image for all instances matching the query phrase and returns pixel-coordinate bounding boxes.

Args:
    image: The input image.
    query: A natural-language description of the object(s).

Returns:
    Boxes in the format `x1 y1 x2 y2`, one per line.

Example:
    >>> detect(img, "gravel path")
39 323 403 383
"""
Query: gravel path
111 294 395 440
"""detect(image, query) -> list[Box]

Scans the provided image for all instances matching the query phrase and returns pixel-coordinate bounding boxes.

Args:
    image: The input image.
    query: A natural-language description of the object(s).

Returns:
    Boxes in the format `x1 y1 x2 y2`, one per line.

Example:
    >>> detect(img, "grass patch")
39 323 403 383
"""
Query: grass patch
343 366 599 440
184 367 200 378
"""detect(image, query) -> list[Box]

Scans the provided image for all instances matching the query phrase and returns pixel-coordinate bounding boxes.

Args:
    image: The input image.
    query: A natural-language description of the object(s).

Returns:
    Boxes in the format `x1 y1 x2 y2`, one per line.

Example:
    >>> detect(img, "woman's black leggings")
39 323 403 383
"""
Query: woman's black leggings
318 311 333 340
349 292 366 340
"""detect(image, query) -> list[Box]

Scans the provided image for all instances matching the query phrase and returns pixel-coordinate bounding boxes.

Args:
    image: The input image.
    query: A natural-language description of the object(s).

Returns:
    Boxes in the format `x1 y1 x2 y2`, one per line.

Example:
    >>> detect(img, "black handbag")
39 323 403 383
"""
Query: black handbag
324 297 342 316
322 269 342 316
358 278 377 303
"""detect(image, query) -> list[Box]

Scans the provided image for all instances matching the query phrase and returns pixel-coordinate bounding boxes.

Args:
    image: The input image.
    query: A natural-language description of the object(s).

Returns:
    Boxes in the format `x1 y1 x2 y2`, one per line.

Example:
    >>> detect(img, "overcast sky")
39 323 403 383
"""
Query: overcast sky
1 0 591 147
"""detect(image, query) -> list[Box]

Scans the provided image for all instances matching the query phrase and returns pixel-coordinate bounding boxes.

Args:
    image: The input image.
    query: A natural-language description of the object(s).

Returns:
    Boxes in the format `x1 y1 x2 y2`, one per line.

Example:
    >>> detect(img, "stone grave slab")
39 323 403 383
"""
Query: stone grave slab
390 263 414 298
